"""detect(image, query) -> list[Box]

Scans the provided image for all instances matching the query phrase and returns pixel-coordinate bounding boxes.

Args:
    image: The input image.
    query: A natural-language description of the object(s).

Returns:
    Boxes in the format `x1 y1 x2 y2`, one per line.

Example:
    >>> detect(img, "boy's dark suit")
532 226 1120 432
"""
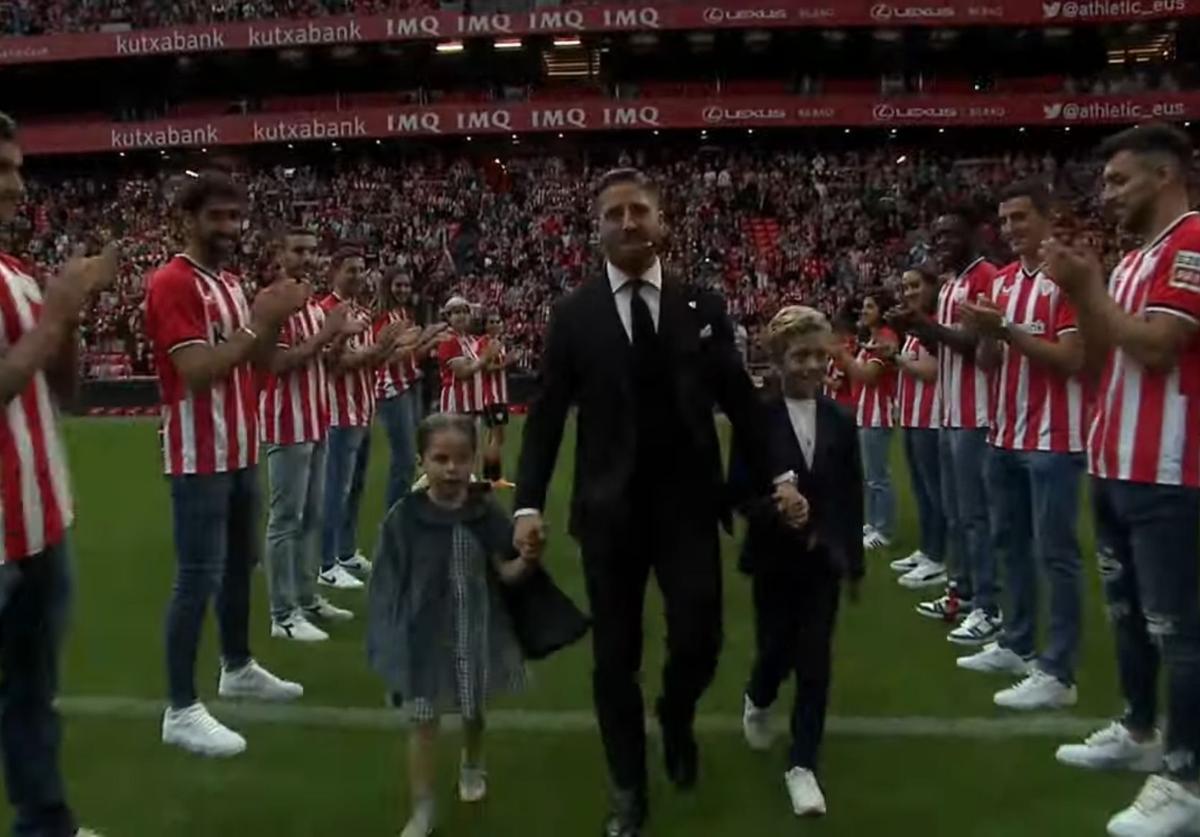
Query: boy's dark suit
729 393 864 770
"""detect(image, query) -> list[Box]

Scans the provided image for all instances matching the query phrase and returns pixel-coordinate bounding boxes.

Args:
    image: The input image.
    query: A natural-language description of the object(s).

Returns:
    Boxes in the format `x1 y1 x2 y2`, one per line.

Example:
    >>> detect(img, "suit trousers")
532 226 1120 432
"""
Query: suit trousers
746 553 841 771
579 489 723 794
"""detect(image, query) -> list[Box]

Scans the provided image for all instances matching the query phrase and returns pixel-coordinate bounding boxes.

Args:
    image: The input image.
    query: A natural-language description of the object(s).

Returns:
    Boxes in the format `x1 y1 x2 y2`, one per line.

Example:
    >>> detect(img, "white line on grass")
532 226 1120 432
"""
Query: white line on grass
56 696 1105 739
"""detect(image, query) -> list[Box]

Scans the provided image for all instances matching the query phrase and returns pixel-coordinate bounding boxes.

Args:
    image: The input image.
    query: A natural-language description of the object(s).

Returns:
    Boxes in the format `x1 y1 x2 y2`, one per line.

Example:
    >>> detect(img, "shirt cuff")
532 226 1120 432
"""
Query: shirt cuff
773 471 797 486
513 508 540 518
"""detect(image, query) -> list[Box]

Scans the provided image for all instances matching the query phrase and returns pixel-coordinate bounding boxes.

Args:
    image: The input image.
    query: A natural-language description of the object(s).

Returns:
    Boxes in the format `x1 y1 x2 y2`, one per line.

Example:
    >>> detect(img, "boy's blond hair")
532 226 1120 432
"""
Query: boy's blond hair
763 305 832 361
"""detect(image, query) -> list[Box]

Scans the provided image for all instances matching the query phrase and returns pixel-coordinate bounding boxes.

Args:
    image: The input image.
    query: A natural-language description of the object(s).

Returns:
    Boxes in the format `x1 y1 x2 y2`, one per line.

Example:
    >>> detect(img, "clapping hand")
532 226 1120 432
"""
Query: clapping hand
960 296 1006 339
1041 232 1103 298
43 242 121 326
252 279 309 328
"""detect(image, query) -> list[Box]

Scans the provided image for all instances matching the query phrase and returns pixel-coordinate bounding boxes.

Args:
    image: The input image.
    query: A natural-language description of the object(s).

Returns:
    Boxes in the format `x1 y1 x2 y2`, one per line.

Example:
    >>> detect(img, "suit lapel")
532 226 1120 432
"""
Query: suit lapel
811 397 838 478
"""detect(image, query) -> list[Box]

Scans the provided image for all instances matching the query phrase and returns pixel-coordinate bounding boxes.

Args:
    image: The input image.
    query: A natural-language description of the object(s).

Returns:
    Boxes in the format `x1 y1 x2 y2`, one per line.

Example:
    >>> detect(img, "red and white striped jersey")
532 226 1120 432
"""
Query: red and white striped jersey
438 331 484 414
320 294 376 428
824 336 860 410
145 255 258 476
374 308 422 400
0 255 73 562
854 327 898 429
258 297 329 446
1088 212 1200 486
988 263 1085 453
936 258 998 429
897 334 940 429
478 335 509 406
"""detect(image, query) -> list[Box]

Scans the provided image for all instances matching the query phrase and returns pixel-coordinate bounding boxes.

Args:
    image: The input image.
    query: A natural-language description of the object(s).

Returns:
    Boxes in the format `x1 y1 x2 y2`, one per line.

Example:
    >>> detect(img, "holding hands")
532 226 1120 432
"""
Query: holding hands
774 481 810 529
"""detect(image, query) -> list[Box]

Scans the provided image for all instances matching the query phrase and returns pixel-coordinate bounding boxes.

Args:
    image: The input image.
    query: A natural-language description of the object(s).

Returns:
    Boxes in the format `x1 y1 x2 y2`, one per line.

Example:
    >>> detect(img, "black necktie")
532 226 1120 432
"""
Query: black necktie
628 279 656 351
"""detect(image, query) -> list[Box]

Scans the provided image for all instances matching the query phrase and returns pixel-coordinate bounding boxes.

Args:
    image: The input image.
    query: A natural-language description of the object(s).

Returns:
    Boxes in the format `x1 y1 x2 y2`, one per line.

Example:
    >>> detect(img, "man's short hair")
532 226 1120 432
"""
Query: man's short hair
330 246 364 270
939 203 979 229
595 168 659 203
1099 122 1194 168
0 111 17 143
175 170 246 215
764 305 831 360
271 226 317 247
999 179 1052 216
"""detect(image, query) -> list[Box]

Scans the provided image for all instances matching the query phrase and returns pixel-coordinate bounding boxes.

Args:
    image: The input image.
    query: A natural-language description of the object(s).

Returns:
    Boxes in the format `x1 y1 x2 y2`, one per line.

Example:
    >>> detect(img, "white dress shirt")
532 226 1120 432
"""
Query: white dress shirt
607 259 662 341
785 396 817 470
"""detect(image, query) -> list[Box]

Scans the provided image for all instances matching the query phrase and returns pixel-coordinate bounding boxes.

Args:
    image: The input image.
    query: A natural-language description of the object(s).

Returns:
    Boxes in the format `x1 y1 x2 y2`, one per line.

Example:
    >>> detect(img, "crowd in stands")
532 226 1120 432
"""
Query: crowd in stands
4 141 1118 380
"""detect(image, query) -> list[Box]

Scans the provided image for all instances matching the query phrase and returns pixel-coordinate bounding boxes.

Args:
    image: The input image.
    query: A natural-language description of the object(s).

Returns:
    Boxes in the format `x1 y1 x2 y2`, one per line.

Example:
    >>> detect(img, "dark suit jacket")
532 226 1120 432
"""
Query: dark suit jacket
728 395 865 581
515 270 769 538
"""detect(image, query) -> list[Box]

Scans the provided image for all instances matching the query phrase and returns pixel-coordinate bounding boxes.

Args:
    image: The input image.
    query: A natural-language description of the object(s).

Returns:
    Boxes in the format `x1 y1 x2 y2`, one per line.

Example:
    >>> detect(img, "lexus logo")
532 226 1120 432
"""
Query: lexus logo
702 8 726 23
702 106 725 124
872 104 896 120
871 3 894 19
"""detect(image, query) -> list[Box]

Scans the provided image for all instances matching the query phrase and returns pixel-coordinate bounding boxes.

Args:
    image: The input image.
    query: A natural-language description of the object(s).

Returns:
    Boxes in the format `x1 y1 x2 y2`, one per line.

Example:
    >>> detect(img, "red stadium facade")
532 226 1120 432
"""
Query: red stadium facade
0 0 1195 67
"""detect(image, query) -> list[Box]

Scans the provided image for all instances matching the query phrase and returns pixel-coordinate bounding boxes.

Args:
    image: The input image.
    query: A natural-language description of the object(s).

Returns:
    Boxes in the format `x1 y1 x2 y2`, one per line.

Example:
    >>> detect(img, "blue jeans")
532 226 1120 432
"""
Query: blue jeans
378 390 421 512
903 428 945 562
859 427 895 540
990 448 1084 684
264 441 326 621
165 469 256 710
938 428 998 614
1093 478 1200 782
322 426 371 570
0 541 75 837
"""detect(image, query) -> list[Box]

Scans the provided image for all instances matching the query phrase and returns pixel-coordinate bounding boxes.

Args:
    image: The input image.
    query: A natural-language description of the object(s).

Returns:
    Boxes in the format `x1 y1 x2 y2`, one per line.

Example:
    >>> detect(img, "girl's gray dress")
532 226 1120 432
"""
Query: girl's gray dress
366 487 527 722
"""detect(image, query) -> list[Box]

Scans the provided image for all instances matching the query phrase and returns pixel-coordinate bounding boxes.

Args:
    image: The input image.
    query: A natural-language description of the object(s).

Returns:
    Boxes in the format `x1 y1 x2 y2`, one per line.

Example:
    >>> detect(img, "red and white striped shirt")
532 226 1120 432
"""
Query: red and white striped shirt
478 335 509 406
937 258 998 429
438 332 485 414
258 297 329 446
824 336 859 410
320 294 376 428
988 263 1085 453
897 334 940 429
145 255 258 476
1088 212 1200 486
0 255 73 562
855 327 898 429
374 308 422 401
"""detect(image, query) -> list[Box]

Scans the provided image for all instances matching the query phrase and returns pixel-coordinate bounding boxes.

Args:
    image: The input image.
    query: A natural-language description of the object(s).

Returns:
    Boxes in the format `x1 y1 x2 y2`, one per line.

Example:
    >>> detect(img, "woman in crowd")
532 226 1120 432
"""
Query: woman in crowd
887 266 948 589
832 289 899 551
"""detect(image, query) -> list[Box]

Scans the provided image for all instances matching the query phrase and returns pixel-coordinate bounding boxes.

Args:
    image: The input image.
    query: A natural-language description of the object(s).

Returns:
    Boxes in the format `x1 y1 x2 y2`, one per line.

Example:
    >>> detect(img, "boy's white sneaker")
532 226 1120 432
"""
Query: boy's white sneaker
1056 722 1164 772
162 702 246 757
785 767 827 817
218 659 303 702
742 694 774 752
1106 775 1200 837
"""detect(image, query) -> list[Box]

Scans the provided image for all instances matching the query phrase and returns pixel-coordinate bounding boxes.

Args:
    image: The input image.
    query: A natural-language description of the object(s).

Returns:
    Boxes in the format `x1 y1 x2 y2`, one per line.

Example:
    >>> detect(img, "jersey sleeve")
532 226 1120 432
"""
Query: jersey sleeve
1145 231 1200 326
146 266 206 354
437 335 462 370
1054 295 1079 337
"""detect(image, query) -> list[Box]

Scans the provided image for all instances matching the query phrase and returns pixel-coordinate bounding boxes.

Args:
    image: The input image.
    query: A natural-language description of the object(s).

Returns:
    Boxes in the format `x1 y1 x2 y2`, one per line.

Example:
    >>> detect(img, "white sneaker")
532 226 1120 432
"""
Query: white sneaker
76 830 105 837
162 702 246 757
304 596 354 623
784 767 827 817
1107 775 1200 837
270 614 329 642
916 593 974 622
459 757 488 803
338 550 372 575
898 557 949 589
400 799 436 837
947 610 1003 646
318 564 365 590
994 670 1078 710
863 530 892 550
890 550 925 573
743 694 774 752
957 642 1032 676
1057 722 1165 772
218 659 303 702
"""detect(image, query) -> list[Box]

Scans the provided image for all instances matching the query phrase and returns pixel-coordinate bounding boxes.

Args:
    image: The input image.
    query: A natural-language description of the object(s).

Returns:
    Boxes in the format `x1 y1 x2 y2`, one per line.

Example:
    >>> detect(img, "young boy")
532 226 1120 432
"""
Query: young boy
728 305 865 818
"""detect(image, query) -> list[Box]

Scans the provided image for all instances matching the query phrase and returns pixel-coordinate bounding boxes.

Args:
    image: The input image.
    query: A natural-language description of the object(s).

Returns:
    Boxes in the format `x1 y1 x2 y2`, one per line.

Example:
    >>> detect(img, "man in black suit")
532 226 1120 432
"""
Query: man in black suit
513 169 805 837
729 306 864 819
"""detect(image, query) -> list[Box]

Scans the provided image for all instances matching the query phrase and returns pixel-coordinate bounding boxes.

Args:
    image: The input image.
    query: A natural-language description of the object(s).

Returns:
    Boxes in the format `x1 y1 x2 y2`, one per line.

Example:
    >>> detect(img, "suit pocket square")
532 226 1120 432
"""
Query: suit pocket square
699 324 714 339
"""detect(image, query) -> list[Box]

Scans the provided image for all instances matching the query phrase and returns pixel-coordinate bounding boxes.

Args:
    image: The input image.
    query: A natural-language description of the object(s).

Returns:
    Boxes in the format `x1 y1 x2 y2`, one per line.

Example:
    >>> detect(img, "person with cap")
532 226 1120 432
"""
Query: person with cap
436 295 499 418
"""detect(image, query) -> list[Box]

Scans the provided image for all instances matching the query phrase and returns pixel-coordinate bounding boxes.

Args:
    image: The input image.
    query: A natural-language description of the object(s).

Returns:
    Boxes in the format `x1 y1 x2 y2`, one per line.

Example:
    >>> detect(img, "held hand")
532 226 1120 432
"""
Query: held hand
773 482 810 530
513 512 547 562
497 556 533 586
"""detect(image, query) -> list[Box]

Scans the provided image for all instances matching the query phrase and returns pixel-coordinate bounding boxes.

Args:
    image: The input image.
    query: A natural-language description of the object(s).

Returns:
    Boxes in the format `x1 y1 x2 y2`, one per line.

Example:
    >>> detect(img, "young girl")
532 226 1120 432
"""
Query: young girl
832 289 899 551
367 414 530 837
